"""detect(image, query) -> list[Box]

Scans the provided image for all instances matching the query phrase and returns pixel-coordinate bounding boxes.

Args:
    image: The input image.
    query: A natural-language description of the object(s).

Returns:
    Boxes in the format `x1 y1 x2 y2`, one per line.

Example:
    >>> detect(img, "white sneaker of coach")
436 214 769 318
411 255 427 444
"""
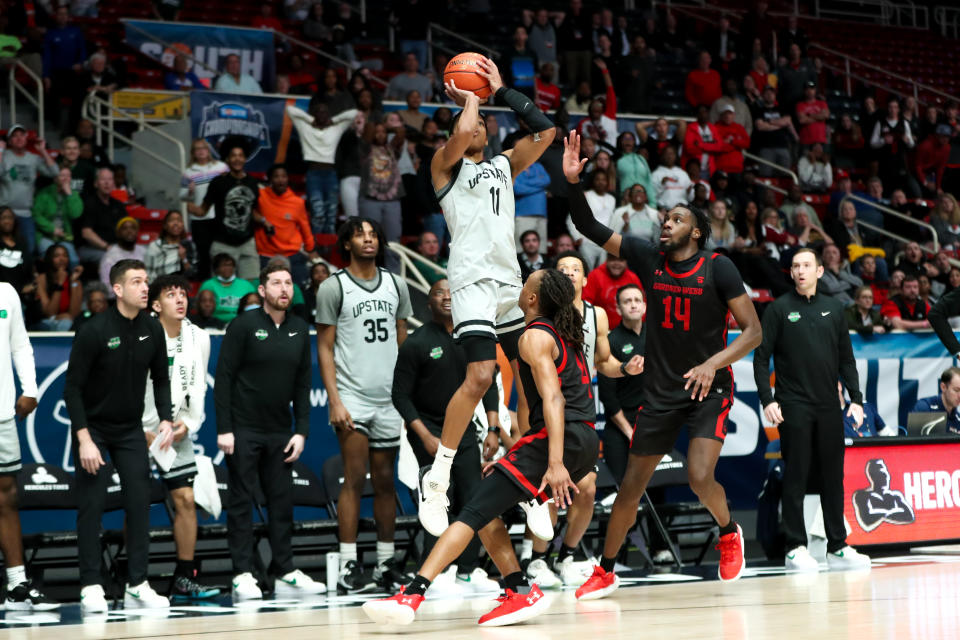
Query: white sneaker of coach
80 584 108 613
124 581 169 609
520 499 554 541
827 546 872 571
456 567 501 594
275 569 327 595
231 572 263 600
418 467 450 537
785 545 821 572
426 565 468 599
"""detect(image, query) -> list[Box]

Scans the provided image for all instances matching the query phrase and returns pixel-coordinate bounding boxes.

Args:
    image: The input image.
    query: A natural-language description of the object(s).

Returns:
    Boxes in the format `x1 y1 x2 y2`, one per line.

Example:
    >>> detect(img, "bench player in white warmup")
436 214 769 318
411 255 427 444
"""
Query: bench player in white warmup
419 56 558 536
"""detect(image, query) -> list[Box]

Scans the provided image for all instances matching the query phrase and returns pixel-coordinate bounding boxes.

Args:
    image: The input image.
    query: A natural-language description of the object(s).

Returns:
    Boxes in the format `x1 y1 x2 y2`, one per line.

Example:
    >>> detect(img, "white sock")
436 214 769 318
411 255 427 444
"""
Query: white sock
340 542 357 570
520 539 534 562
376 541 395 568
431 444 456 486
6 565 26 588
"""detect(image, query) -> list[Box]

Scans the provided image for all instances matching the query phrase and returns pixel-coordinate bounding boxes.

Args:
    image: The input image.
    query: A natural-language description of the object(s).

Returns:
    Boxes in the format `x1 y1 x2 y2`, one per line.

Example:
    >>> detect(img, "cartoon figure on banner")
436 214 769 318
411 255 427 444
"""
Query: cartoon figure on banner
852 458 916 532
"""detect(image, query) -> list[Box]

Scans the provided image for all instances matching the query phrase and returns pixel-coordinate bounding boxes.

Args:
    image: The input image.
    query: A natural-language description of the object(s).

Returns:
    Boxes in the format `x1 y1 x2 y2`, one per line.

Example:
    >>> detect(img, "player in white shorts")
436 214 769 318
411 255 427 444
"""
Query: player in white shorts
0 282 58 610
316 218 413 593
419 55 558 536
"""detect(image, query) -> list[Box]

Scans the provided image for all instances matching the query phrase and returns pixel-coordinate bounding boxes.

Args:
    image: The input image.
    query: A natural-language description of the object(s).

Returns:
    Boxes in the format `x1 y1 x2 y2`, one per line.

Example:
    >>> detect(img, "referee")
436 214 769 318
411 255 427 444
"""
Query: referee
64 259 173 612
215 257 325 600
391 278 501 595
753 248 871 573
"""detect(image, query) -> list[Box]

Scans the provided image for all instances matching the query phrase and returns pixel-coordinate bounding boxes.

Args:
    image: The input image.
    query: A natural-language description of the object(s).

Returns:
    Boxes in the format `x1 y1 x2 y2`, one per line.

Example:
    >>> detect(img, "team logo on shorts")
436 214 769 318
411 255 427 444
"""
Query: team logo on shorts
622 344 634 355
107 336 121 349
430 346 444 359
787 311 801 323
255 329 268 341
0 309 6 319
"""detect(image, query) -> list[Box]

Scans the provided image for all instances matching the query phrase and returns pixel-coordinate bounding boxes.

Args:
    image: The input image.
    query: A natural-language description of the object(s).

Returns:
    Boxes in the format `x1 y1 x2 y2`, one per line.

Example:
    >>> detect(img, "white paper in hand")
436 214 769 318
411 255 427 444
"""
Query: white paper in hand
150 434 177 472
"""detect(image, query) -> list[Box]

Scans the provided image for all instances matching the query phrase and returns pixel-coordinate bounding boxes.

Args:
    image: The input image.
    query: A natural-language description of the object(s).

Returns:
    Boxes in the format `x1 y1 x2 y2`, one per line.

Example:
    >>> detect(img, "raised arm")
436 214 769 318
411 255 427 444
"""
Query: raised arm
476 57 556 177
562 130 622 256
431 85 481 181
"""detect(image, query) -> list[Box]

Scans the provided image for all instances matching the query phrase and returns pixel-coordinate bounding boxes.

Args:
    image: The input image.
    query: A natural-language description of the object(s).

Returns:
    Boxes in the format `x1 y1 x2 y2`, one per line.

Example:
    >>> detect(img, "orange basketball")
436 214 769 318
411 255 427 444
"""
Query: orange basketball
443 52 492 100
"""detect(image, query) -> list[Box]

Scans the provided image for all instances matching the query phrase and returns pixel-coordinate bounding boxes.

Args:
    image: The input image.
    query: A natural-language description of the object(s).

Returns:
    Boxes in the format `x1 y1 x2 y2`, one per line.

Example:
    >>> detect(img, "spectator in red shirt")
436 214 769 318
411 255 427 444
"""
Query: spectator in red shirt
880 273 931 331
533 62 561 112
252 4 283 30
582 253 641 328
748 56 771 92
685 51 722 109
796 81 829 147
682 105 728 178
915 123 952 197
713 104 751 176
575 59 618 152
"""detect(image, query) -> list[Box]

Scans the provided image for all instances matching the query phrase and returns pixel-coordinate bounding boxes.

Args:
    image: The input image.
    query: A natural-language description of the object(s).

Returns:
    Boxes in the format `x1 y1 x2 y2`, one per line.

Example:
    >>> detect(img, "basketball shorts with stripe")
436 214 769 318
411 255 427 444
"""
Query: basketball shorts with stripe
0 418 21 476
339 392 402 449
144 423 197 489
456 422 599 531
451 279 524 363
629 393 732 456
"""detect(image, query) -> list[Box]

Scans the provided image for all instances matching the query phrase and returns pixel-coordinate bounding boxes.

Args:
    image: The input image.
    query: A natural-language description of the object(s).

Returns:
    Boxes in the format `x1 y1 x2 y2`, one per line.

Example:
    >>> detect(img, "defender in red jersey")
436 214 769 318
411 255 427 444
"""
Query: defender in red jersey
562 131 762 597
364 269 600 627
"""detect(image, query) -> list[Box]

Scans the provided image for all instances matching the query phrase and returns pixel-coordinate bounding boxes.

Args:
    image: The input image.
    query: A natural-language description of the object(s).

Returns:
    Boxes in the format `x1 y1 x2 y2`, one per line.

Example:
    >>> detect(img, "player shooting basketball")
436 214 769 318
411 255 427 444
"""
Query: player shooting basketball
418 56 557 538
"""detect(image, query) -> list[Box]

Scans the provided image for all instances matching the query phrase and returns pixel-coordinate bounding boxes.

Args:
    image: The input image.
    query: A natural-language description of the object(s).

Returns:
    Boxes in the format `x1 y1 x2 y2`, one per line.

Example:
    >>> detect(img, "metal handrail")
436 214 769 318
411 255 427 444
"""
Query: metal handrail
271 29 388 88
808 43 960 105
934 5 960 38
743 151 800 185
852 220 958 271
6 60 44 139
82 93 187 216
388 241 446 297
425 22 499 72
842 193 940 254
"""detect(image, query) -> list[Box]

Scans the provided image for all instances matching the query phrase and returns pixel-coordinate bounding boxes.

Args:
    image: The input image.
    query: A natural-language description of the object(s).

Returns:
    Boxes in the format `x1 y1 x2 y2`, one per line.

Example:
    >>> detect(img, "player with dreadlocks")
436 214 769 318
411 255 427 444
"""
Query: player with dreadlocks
559 131 763 599
363 269 600 628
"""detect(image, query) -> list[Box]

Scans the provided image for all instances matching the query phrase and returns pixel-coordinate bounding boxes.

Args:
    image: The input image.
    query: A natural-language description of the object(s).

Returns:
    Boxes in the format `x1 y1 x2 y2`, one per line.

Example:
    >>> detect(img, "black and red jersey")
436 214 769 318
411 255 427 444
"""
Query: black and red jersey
620 238 746 409
518 317 596 431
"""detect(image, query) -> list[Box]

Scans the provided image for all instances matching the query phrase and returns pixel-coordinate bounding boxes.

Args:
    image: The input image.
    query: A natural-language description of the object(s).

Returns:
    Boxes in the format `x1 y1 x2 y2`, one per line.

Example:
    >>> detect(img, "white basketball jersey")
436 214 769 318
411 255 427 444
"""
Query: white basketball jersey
581 301 598 377
436 154 522 291
332 268 401 404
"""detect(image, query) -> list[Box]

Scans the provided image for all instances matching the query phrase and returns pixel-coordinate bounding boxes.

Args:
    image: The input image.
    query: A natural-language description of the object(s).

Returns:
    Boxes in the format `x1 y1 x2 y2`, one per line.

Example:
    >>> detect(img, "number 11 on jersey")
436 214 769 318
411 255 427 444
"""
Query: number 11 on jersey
489 187 500 216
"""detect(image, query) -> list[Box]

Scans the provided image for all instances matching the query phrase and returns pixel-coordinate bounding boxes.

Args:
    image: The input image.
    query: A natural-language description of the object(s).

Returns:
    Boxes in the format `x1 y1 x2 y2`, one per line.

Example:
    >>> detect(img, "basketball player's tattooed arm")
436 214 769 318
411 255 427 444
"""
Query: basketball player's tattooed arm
592 305 643 378
316 324 354 430
476 57 556 178
684 292 762 401
520 329 579 508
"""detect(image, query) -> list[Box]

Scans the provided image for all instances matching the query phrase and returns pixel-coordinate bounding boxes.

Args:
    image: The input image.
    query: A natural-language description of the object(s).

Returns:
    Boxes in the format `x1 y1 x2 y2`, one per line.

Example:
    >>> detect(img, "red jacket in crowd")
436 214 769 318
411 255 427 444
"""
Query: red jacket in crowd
534 77 562 112
713 120 751 174
685 68 722 108
682 122 728 177
914 136 951 191
582 262 642 328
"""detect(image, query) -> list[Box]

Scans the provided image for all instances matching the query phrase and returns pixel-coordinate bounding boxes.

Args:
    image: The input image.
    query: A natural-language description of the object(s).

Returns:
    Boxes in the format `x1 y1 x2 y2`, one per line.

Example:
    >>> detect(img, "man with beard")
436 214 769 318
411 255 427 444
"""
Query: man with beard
562 131 762 598
215 258 324 600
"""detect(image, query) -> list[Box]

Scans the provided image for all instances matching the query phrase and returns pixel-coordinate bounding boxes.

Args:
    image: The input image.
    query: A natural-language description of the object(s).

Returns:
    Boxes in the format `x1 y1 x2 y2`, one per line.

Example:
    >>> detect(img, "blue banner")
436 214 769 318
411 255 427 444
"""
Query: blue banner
17 331 957 529
124 19 275 92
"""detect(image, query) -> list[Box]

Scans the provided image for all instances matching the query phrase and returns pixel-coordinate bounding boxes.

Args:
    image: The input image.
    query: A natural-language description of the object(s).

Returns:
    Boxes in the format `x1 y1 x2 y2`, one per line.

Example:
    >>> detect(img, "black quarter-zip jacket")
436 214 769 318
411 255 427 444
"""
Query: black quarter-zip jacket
754 289 862 408
215 308 312 437
64 306 172 432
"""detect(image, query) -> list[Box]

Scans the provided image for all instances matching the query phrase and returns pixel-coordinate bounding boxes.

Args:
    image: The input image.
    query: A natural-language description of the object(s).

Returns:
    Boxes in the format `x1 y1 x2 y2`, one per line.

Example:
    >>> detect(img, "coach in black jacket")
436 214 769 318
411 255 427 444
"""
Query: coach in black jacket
64 259 173 605
214 258 321 598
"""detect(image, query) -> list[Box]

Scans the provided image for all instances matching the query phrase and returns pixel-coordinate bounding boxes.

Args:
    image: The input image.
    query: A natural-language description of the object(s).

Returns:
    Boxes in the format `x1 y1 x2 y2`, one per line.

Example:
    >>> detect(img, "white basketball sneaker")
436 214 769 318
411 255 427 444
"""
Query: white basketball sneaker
124 581 169 609
231 572 263 600
519 499 554 541
80 584 108 613
418 466 450 536
785 545 821 572
525 558 561 589
827 546 872 571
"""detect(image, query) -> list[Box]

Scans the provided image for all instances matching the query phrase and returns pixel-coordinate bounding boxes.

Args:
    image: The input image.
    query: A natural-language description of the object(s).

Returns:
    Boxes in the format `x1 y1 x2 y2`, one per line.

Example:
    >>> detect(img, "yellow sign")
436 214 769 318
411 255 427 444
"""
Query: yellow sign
110 91 189 120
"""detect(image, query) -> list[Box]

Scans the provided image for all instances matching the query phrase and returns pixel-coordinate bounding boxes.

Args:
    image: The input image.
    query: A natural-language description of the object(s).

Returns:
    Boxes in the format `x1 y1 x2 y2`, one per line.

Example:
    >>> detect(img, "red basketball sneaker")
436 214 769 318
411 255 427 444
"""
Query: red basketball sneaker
574 566 620 600
716 523 745 582
362 587 425 625
477 584 551 627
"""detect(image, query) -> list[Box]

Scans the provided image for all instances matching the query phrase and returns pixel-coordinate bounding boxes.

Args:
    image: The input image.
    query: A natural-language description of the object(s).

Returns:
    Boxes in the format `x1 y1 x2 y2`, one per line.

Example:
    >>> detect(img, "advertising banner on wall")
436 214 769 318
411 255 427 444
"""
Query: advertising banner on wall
123 19 276 91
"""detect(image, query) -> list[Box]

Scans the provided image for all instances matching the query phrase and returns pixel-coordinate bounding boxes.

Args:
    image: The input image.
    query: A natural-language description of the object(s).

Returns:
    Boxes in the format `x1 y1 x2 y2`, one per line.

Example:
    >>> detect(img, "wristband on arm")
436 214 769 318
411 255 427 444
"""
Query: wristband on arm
568 180 615 248
494 86 554 135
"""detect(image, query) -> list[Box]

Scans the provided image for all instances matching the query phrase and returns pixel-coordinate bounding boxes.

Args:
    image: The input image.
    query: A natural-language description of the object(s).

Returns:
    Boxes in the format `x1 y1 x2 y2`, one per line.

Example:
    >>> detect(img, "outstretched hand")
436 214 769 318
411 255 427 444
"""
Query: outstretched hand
562 130 588 183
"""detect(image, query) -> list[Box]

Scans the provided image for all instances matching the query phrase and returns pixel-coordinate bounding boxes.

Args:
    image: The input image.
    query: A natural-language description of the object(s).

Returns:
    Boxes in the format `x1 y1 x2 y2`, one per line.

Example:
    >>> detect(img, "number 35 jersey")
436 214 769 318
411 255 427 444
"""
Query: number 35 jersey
620 240 746 409
436 154 522 292
318 267 411 405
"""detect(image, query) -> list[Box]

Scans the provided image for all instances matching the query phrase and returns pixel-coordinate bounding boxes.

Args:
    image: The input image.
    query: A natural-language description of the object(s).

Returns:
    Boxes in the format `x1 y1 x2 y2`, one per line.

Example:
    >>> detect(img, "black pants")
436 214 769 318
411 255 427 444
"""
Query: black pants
409 422 482 571
778 403 847 553
191 220 215 280
75 426 151 587
226 430 294 576
601 406 638 486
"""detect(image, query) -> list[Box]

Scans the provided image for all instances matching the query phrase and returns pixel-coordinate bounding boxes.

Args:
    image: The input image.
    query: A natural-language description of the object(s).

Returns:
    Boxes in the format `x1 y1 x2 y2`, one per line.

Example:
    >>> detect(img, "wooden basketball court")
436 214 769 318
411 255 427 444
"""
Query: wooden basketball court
6 552 960 639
